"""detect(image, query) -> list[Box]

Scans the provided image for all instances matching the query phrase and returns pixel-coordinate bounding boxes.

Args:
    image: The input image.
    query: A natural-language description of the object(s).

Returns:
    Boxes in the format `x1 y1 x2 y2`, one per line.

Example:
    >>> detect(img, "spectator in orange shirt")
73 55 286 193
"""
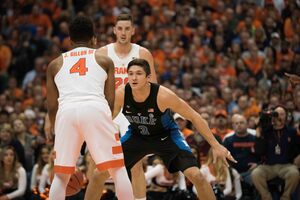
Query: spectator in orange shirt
27 4 53 39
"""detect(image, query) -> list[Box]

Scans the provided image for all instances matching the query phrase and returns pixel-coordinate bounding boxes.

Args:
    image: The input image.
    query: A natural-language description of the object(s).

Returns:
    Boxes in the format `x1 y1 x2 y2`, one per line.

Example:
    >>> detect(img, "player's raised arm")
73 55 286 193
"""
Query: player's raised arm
157 86 237 166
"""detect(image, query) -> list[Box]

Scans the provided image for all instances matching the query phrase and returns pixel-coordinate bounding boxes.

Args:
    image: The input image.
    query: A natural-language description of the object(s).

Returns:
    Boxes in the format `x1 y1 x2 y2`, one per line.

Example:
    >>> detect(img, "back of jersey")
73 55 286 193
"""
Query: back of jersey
55 47 107 106
107 43 140 89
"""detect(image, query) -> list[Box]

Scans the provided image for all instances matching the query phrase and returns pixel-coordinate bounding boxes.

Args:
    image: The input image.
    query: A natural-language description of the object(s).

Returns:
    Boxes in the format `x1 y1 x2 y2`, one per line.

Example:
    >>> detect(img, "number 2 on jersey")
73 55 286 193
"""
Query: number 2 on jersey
70 58 88 76
115 77 128 88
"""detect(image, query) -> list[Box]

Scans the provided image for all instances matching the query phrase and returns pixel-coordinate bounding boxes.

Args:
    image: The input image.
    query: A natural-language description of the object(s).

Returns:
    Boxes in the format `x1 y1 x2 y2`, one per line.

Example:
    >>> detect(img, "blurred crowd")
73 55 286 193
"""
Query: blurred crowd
0 0 300 199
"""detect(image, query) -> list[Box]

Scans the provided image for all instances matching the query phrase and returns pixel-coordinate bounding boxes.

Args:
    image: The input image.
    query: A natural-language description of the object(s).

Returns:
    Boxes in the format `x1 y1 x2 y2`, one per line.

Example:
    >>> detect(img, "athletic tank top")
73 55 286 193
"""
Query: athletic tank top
55 47 108 106
122 83 178 137
106 43 140 88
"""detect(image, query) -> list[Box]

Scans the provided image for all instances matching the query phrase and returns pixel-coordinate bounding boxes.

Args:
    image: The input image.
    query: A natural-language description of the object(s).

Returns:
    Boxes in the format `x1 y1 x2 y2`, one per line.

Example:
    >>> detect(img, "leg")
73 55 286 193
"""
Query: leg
108 167 134 200
184 166 216 200
49 173 71 200
251 165 276 200
84 169 110 200
131 160 147 199
277 164 299 200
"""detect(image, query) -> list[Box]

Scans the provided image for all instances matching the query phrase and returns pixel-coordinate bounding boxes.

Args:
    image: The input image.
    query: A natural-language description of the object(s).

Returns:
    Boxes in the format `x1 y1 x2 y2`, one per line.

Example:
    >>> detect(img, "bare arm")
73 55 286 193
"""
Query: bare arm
46 57 60 139
112 86 125 119
140 47 157 83
95 50 115 113
157 86 237 166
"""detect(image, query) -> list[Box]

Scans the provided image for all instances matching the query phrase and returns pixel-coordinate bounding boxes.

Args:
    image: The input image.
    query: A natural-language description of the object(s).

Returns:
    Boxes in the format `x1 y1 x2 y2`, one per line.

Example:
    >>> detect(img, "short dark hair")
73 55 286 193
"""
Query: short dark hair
116 13 133 24
69 16 94 42
127 59 151 76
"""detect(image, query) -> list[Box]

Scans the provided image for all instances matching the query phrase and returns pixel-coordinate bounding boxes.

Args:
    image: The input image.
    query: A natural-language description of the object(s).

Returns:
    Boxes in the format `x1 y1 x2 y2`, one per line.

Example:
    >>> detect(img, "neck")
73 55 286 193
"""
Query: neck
236 131 248 137
72 42 90 49
114 42 132 56
132 83 151 102
4 164 13 171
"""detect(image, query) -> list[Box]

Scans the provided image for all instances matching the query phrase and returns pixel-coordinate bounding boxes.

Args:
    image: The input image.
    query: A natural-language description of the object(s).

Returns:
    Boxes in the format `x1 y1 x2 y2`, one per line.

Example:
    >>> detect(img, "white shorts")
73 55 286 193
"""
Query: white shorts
53 101 124 174
113 110 130 137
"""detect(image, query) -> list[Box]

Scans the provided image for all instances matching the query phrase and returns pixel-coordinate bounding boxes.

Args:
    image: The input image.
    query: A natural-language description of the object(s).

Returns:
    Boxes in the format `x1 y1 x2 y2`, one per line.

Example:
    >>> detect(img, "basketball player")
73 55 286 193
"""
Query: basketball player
114 58 237 200
85 13 157 200
46 16 134 200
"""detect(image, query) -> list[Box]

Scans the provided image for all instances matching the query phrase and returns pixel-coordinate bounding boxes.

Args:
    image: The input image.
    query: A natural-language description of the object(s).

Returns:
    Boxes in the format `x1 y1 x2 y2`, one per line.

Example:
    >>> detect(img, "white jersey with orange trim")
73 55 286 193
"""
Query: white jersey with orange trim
106 43 140 89
53 47 124 174
55 47 108 107
106 43 140 136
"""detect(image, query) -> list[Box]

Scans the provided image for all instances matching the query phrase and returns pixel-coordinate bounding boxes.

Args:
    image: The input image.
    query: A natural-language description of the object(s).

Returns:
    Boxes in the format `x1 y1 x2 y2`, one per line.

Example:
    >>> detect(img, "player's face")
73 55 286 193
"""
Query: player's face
114 20 135 44
128 65 149 89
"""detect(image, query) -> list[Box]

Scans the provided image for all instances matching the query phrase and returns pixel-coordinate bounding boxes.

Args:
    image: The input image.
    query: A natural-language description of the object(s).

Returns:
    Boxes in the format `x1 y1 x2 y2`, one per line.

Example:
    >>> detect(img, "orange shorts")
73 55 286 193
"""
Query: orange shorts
53 101 124 174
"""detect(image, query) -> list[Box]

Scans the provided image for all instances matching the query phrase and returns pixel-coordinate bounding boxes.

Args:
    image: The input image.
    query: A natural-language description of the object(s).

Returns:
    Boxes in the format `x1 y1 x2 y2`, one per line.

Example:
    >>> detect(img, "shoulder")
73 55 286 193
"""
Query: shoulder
98 45 108 55
47 55 63 76
157 85 177 101
139 46 152 58
95 49 114 71
18 166 26 174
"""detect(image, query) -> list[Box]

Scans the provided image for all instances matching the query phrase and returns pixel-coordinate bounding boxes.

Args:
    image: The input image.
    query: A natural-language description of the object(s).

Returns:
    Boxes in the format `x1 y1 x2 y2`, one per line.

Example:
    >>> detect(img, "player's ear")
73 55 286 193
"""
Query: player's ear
147 74 151 81
131 26 135 36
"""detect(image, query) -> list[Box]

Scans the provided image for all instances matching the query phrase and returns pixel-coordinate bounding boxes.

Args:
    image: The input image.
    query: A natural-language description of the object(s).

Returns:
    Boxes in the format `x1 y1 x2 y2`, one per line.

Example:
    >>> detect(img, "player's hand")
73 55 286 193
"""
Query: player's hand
211 144 237 167
285 73 300 84
45 127 54 142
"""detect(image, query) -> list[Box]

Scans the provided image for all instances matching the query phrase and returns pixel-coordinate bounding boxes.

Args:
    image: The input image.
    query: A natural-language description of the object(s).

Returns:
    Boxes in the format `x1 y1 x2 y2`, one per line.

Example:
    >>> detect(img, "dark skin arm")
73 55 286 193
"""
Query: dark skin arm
95 49 115 113
46 56 61 141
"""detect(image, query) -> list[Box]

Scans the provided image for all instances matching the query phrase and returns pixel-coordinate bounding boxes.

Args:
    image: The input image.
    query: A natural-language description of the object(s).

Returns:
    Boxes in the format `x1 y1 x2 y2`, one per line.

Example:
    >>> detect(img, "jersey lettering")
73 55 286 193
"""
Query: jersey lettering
125 114 156 125
70 58 88 76
138 125 150 135
115 77 128 89
115 67 127 74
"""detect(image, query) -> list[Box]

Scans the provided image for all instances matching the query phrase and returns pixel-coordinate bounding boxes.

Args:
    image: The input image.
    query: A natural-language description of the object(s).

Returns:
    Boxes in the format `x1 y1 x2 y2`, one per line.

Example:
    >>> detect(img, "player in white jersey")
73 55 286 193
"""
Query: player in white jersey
46 16 134 200
85 13 157 200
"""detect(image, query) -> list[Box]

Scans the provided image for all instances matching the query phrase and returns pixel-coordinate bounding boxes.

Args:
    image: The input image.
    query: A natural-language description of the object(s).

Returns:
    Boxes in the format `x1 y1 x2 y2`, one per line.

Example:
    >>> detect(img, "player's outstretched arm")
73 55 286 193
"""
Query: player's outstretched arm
140 47 157 83
46 57 60 141
157 86 237 166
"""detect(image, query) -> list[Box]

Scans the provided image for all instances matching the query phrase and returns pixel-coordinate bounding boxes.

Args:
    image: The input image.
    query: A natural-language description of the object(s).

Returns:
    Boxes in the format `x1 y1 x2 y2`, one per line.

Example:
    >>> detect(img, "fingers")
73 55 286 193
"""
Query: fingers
223 157 229 167
227 152 237 163
285 72 292 77
213 154 216 164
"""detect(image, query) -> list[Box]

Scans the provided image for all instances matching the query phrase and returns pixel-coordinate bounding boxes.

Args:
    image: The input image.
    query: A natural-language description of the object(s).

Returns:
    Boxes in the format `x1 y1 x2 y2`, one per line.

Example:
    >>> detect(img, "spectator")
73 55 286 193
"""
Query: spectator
0 123 26 168
211 109 232 141
251 105 300 200
12 118 35 171
197 148 242 200
0 146 27 200
173 113 193 138
22 57 46 90
223 114 260 185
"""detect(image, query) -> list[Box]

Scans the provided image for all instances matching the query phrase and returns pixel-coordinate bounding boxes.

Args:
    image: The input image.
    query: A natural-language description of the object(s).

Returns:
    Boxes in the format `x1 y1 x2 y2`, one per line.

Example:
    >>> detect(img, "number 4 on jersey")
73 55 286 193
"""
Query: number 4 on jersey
70 58 88 76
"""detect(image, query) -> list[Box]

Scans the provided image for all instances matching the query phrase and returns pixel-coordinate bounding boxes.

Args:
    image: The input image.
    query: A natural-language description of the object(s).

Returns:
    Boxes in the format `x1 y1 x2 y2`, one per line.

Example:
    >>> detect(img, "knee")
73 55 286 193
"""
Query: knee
251 167 263 181
92 169 110 182
189 171 206 184
284 169 300 182
131 162 144 176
